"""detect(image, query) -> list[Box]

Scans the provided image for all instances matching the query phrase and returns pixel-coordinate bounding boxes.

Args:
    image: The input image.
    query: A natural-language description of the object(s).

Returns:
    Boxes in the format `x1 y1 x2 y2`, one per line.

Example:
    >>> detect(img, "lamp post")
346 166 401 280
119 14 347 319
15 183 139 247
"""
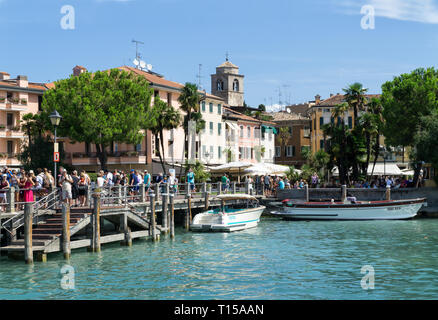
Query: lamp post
49 110 62 187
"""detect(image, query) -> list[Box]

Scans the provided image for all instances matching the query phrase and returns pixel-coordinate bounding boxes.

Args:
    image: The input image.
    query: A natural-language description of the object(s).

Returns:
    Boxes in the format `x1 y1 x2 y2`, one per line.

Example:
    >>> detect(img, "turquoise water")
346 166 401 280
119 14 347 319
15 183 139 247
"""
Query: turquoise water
1 216 438 300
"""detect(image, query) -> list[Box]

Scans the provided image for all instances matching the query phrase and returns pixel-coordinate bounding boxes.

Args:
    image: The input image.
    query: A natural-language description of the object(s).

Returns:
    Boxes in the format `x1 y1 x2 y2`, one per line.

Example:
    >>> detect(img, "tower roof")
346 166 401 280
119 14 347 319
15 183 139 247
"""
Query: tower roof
217 60 238 69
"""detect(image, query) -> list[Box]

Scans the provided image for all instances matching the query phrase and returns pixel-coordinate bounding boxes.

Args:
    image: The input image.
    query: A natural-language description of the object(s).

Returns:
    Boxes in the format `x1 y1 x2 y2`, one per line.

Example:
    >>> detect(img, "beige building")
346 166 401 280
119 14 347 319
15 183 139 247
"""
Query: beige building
0 72 47 167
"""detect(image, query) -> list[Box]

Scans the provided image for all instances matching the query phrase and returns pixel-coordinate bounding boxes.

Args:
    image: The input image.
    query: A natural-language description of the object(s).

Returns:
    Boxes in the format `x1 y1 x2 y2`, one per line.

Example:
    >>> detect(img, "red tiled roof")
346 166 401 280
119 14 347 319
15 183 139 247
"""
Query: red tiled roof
0 71 10 76
316 93 381 107
0 80 46 91
118 66 184 90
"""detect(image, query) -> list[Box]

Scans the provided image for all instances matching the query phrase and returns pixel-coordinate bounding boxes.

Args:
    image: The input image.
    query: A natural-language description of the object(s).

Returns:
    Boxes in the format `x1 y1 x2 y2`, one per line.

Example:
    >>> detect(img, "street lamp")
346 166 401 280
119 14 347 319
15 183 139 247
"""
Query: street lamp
49 110 62 186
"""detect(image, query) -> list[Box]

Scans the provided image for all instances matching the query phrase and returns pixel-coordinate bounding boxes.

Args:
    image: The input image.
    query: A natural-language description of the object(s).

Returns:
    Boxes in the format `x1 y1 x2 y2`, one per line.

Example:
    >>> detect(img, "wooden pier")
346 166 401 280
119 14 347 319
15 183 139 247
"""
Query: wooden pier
0 182 261 263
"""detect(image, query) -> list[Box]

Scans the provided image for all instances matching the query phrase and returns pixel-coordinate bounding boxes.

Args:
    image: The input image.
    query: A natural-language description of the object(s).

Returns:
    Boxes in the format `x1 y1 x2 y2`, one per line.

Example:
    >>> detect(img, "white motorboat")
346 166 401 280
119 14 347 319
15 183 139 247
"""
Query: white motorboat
274 198 427 221
191 194 265 232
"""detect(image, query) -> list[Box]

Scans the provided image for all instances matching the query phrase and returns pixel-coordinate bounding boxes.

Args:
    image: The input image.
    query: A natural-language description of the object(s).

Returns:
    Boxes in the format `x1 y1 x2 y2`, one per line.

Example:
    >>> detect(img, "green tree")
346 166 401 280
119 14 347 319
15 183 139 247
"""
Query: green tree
343 82 368 127
42 68 153 170
178 83 201 170
148 97 182 174
381 67 438 185
258 104 266 112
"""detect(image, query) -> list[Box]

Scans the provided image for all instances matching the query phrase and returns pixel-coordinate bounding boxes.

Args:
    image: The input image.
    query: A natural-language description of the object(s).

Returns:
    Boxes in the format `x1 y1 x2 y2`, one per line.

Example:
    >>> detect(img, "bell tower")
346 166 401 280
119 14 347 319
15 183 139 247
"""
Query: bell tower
211 56 244 107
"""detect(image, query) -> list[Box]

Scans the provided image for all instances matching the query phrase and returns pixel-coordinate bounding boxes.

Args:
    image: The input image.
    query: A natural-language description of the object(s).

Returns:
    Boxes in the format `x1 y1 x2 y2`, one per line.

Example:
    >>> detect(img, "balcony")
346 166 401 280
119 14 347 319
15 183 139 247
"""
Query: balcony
0 125 25 139
0 153 21 166
0 98 28 111
66 151 148 166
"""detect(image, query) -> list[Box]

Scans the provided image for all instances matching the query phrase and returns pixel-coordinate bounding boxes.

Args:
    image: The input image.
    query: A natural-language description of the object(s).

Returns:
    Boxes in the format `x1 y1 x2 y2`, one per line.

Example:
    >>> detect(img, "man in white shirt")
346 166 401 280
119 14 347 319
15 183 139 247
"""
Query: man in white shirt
59 169 74 206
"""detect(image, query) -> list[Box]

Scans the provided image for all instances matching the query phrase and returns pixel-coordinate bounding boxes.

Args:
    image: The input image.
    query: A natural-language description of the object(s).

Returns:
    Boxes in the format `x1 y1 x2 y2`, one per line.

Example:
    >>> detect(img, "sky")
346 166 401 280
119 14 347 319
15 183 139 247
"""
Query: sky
2 0 438 110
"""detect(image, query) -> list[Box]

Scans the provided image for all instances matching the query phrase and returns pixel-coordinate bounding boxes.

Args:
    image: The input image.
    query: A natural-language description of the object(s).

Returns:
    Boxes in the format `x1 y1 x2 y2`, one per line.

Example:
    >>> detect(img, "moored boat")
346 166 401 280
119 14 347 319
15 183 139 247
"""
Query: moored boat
191 194 265 232
274 198 427 221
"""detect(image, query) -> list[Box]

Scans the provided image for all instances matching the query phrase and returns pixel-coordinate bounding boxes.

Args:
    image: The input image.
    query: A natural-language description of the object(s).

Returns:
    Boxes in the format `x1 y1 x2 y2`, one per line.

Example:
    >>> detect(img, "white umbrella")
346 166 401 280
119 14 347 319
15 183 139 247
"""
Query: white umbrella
401 168 415 176
332 164 403 176
244 163 301 175
210 161 253 182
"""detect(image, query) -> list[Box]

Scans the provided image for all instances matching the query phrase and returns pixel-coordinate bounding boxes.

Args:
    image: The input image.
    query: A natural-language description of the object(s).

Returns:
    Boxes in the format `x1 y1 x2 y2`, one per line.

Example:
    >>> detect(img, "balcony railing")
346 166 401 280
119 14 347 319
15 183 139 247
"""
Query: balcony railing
69 151 148 159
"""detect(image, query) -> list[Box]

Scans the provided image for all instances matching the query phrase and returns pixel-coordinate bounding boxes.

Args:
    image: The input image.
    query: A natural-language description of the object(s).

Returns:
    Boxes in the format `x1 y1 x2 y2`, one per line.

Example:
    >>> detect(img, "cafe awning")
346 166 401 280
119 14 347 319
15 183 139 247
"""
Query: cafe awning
261 125 277 134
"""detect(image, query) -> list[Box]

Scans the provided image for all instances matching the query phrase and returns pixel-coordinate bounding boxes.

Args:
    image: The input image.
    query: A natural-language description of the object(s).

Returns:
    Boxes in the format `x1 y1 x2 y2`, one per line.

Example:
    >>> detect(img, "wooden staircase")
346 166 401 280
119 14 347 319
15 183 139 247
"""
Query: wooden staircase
1 208 91 253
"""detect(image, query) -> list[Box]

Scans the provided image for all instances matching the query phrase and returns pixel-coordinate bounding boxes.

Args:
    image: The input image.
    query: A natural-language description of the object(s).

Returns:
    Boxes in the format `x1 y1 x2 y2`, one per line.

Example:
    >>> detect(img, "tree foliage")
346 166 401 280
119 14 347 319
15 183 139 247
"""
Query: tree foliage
41 68 153 170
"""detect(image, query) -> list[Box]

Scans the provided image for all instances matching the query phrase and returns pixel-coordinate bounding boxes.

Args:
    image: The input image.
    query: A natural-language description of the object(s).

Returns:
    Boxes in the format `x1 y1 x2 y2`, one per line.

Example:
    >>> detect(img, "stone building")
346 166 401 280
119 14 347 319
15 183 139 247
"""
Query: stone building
211 59 244 108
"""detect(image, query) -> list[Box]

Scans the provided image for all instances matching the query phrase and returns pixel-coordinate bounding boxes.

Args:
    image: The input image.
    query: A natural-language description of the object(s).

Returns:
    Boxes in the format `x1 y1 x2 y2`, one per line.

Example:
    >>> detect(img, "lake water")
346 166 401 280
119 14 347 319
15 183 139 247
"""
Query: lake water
1 215 438 300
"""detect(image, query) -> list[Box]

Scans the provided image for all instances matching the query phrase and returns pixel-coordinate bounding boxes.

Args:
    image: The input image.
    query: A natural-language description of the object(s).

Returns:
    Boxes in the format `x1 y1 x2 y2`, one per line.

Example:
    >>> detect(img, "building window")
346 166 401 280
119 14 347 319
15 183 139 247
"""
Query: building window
210 146 214 158
7 140 13 156
275 146 281 157
167 93 172 106
255 128 260 139
269 149 272 159
239 147 243 159
240 126 244 138
320 140 325 150
218 146 222 159
303 126 310 137
233 79 239 92
218 123 222 136
337 117 341 125
135 144 142 152
331 117 334 124
209 103 213 113
38 95 43 111
319 117 324 128
247 126 251 138
201 101 206 112
348 116 353 129
288 127 292 134
210 122 214 135
6 113 13 128
202 145 206 157
269 132 272 141
154 90 159 98
251 148 254 159
217 80 224 91
218 104 222 115
285 146 295 157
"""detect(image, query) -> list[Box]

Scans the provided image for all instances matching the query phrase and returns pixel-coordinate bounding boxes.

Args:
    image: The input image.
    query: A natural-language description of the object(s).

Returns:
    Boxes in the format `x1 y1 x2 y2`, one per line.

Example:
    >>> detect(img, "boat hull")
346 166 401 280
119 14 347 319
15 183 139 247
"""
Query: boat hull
275 199 425 221
191 207 265 232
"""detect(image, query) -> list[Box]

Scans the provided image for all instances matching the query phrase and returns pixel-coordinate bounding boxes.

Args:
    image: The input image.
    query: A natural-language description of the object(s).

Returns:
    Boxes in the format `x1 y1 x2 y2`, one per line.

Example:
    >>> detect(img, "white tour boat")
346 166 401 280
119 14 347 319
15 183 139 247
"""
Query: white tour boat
274 197 427 221
191 194 265 232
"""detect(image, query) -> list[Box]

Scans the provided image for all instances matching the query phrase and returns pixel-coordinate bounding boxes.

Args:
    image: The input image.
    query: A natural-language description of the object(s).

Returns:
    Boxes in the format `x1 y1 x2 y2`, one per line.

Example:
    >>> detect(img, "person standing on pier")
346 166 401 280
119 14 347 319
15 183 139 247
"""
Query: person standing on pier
59 169 74 206
187 168 196 195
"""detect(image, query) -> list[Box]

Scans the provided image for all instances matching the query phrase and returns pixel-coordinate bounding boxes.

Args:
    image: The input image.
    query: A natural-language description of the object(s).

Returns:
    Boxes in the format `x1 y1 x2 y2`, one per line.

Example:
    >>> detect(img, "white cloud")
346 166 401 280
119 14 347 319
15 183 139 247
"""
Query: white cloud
336 0 438 24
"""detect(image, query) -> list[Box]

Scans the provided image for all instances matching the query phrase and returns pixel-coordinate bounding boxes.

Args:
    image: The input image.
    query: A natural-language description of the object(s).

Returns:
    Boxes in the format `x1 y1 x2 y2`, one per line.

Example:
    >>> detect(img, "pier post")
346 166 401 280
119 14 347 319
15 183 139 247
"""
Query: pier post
186 182 190 197
185 195 192 231
262 182 265 196
341 185 347 202
218 182 222 195
91 193 101 252
386 185 391 201
24 203 33 264
62 203 71 260
162 184 169 234
120 213 132 246
87 185 92 208
204 182 210 210
117 185 122 205
169 193 175 239
139 183 146 203
304 184 309 202
124 185 128 208
150 193 158 241
232 182 236 194
6 187 15 213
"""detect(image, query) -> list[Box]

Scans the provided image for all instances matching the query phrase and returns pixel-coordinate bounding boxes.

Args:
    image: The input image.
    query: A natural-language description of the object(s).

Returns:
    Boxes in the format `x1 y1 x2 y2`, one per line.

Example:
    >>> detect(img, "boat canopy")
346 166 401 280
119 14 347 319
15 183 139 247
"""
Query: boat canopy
215 194 258 201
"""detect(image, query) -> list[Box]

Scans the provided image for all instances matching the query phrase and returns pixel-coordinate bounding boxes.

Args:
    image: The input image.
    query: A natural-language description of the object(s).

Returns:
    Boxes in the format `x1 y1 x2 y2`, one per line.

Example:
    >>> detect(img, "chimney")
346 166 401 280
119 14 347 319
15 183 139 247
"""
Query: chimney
315 94 321 104
73 65 87 76
0 71 10 80
17 75 28 88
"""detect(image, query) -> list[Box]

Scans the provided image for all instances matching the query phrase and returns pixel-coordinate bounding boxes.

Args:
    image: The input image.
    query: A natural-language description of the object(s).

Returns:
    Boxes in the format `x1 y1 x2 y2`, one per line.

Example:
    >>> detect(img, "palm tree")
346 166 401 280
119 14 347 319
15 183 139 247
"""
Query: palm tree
178 83 201 177
343 82 368 127
367 98 384 178
149 98 182 173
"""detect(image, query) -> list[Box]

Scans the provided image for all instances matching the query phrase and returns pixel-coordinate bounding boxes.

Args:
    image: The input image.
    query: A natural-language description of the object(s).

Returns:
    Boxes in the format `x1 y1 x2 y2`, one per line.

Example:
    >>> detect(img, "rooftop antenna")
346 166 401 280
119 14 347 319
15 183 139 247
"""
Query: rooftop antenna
132 39 144 60
196 64 203 90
